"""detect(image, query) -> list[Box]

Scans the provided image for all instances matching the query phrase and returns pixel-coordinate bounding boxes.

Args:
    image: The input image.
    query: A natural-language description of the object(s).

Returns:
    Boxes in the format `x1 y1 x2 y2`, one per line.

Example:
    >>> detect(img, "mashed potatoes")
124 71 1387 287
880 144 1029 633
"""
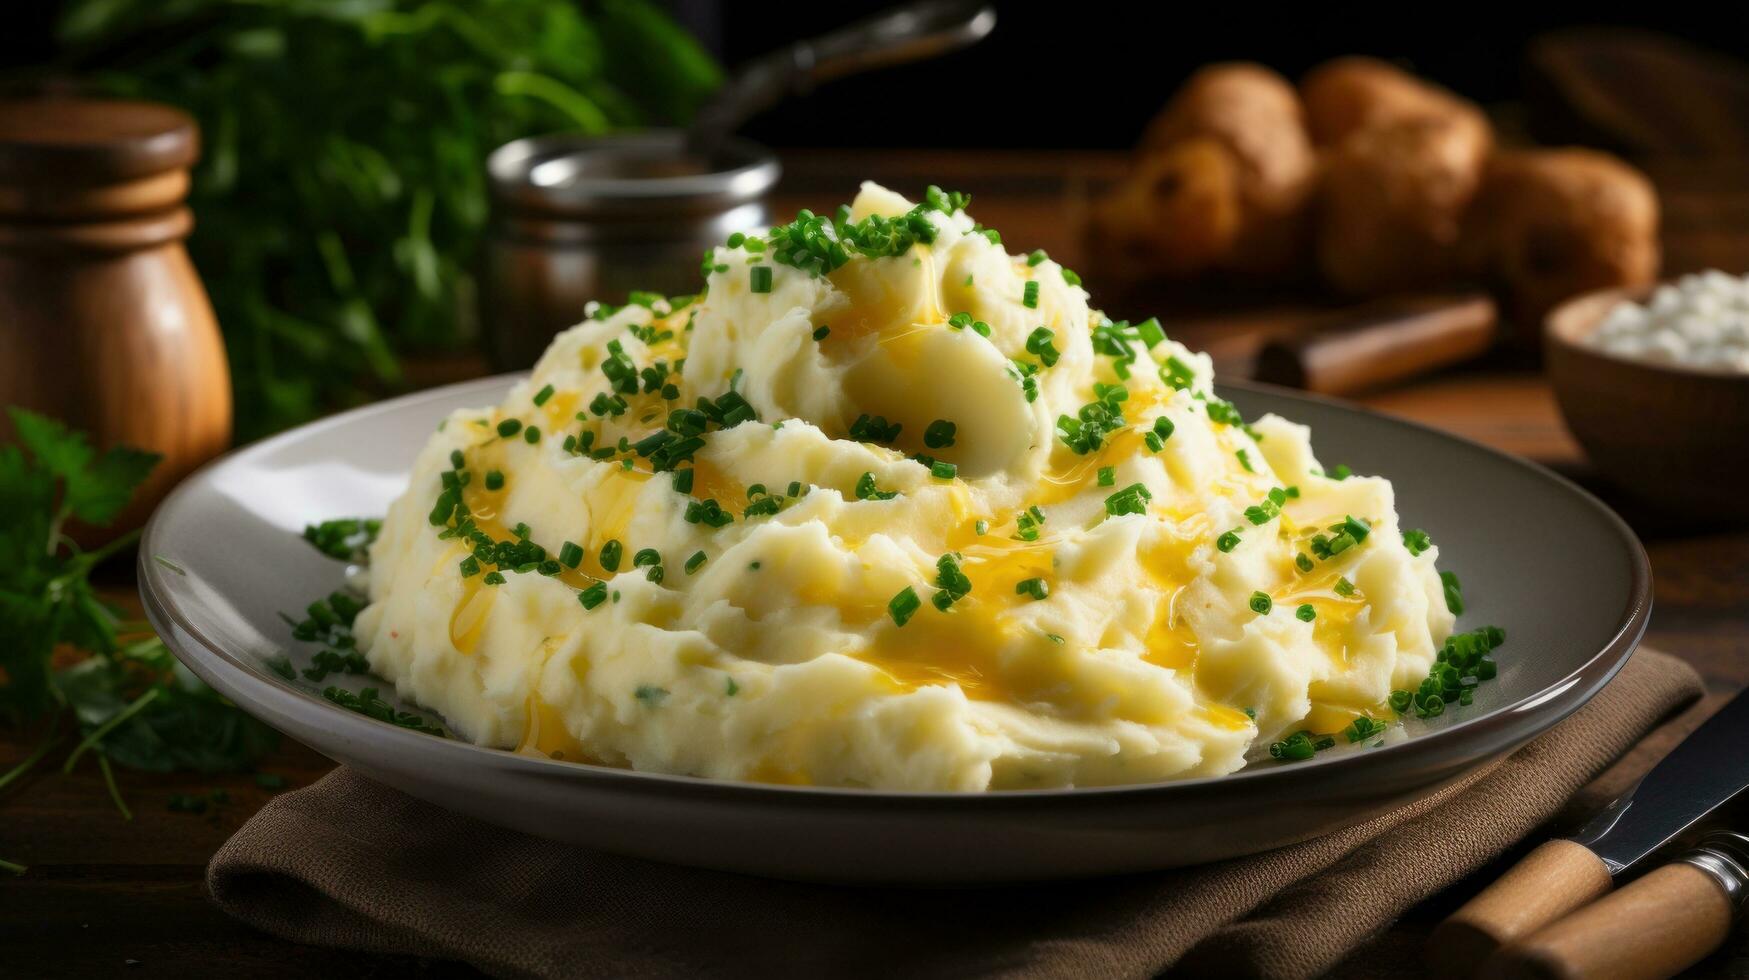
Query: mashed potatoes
353 183 1458 791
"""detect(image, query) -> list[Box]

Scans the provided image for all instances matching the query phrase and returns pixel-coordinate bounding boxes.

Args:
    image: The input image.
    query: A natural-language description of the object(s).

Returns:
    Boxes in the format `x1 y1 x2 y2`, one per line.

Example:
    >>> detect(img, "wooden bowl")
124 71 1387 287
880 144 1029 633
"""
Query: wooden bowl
1546 284 1749 516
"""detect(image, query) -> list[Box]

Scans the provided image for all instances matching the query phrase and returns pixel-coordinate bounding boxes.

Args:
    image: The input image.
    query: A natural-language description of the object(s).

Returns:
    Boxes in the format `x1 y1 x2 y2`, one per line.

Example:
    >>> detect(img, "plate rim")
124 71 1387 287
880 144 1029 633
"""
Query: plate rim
139 372 1652 807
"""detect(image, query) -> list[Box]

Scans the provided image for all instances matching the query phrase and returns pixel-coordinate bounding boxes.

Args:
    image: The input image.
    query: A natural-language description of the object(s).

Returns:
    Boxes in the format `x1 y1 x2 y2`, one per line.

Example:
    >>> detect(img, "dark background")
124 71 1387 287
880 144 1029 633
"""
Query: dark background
7 1 1749 148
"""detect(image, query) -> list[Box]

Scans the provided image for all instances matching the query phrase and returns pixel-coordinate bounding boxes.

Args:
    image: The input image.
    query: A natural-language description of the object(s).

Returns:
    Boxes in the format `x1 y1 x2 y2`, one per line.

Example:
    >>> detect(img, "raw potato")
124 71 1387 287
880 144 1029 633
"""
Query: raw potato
1301 56 1488 146
1317 112 1493 295
1098 54 1661 326
1105 63 1315 277
1464 149 1660 334
1093 138 1242 277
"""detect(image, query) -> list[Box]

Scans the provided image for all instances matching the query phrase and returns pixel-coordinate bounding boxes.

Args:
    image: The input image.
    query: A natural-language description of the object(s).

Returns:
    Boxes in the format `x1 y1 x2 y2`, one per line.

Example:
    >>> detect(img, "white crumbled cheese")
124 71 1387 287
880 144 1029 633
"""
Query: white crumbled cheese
1590 270 1749 372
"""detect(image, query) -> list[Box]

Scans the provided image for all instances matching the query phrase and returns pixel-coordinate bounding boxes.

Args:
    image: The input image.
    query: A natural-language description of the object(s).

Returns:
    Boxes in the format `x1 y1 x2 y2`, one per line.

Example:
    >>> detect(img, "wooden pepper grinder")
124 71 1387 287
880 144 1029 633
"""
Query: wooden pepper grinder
0 97 231 540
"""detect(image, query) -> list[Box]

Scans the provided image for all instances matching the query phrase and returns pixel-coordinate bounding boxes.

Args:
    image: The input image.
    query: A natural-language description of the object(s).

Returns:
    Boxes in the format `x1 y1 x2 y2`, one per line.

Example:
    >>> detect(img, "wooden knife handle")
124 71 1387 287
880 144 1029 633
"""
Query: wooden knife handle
1251 292 1497 396
1486 861 1734 980
1427 839 1613 979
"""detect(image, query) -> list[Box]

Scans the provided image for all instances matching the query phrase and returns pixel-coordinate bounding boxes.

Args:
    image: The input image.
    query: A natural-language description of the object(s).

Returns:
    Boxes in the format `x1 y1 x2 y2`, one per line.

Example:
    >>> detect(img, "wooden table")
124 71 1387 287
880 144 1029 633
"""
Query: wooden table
4 151 1746 978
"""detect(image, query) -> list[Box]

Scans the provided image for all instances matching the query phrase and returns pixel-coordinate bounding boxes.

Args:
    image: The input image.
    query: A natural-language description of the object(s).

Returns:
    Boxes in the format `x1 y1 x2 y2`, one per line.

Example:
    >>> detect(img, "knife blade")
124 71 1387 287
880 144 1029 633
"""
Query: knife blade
1428 687 1749 978
1573 686 1749 874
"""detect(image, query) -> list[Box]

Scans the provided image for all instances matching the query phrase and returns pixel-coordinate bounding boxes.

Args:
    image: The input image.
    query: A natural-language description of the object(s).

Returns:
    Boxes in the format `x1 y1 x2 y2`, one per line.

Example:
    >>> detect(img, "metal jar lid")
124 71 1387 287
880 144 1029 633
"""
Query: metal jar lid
487 130 780 220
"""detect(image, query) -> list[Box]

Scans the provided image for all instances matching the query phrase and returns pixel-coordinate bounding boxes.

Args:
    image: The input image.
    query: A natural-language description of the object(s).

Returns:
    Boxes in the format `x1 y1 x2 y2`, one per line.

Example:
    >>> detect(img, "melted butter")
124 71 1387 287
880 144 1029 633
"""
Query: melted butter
517 693 582 759
1139 535 1200 672
1143 586 1199 671
1200 703 1253 731
537 389 581 430
1277 567 1367 668
853 535 1056 702
1301 701 1389 735
1034 388 1169 508
449 575 497 654
439 438 651 657
687 458 745 506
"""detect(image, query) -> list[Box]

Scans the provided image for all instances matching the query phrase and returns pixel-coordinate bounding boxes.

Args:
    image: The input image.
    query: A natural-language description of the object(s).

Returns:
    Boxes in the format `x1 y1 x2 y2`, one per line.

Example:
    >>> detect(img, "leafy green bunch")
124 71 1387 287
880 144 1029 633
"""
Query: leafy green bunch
58 0 720 439
1 410 277 833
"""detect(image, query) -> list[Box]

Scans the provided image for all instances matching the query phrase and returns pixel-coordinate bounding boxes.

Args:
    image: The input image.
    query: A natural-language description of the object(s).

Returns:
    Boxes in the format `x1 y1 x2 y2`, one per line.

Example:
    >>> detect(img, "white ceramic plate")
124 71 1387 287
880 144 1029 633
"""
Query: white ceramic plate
140 375 1650 883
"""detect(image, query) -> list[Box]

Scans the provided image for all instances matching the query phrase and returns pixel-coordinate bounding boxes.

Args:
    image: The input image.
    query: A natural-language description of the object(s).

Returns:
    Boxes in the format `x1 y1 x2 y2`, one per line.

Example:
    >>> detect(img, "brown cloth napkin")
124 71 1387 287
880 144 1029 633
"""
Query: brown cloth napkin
209 648 1703 980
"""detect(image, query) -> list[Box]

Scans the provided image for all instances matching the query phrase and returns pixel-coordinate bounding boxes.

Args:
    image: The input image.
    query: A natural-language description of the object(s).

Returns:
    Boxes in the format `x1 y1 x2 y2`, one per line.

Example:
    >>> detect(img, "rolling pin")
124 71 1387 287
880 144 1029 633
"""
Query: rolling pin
1250 292 1498 395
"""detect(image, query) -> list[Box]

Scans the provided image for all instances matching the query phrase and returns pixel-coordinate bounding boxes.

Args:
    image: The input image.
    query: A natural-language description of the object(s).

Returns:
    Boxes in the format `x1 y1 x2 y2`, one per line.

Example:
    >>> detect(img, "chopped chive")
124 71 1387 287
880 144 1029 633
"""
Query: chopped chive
749 266 772 293
1236 448 1255 473
1441 570 1464 614
931 553 972 612
1296 603 1316 622
533 384 555 407
484 470 505 491
427 489 458 526
483 571 506 585
1061 267 1081 287
787 481 802 497
1027 249 1048 267
1104 482 1152 517
812 325 830 341
558 541 584 569
747 483 767 498
1016 577 1049 601
855 471 898 501
450 449 465 469
632 548 661 568
524 426 541 444
1098 466 1115 487
672 469 695 494
599 539 623 572
1135 317 1166 348
685 551 707 575
930 460 958 480
1249 592 1273 615
889 586 921 627
1335 577 1356 597
1022 280 1040 309
459 556 481 577
974 519 988 535
497 418 522 437
1345 716 1386 742
1153 417 1175 444
1403 529 1433 556
1216 530 1241 553
1025 326 1059 367
924 419 957 449
1162 356 1195 391
1295 553 1314 573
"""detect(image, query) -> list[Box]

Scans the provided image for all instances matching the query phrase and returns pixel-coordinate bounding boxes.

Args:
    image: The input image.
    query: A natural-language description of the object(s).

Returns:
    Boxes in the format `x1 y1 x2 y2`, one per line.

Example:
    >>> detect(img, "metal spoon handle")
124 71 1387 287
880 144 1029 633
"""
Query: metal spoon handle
686 1 996 156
